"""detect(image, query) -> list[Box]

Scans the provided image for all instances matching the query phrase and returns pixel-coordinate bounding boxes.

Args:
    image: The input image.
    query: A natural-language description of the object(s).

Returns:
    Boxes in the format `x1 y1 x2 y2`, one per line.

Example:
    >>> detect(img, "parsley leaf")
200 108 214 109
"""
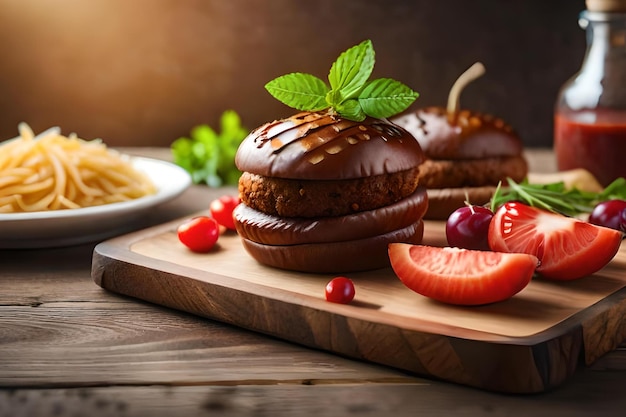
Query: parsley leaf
171 110 248 187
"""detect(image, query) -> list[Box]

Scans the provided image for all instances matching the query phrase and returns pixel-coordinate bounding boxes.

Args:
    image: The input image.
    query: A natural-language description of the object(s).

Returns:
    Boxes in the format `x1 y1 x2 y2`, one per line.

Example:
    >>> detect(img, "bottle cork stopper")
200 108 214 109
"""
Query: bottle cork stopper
586 0 626 12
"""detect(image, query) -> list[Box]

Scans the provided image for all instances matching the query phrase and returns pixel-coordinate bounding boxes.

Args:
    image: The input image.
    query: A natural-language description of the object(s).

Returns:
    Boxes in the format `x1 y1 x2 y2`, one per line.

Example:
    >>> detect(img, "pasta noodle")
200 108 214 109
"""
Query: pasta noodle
0 123 157 213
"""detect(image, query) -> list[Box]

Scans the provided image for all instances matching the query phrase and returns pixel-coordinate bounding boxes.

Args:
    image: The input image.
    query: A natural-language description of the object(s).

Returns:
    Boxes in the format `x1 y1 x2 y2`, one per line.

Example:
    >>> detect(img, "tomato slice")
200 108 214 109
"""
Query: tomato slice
388 243 537 305
489 202 623 280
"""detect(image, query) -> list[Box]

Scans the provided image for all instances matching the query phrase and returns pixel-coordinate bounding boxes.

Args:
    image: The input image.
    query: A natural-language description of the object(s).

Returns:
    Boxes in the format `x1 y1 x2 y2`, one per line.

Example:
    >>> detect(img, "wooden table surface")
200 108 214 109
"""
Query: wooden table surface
1 148 625 417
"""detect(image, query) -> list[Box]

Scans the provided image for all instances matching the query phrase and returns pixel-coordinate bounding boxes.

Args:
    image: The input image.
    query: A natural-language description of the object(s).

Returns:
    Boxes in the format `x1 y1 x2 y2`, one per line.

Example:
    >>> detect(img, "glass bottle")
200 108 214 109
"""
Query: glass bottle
554 0 626 187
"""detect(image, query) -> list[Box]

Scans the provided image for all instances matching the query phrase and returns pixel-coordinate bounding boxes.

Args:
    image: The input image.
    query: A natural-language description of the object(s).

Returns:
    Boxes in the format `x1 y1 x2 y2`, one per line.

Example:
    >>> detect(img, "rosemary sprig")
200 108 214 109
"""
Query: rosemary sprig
490 177 626 217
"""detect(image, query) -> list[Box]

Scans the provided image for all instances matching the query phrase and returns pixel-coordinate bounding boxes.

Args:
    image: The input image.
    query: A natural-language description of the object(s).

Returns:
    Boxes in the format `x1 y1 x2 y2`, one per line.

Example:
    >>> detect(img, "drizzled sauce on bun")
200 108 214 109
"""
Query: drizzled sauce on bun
394 106 523 160
236 111 425 180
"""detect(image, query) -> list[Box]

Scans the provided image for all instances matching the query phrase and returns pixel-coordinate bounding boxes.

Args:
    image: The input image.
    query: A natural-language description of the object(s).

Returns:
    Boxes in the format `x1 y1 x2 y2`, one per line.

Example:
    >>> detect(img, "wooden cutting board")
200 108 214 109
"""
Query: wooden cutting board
92 213 626 394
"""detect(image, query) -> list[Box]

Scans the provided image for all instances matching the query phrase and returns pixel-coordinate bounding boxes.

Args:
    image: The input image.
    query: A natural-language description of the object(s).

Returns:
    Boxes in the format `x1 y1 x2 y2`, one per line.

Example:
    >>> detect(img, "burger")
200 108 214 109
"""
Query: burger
392 62 527 220
233 110 427 273
392 106 527 220
232 40 428 273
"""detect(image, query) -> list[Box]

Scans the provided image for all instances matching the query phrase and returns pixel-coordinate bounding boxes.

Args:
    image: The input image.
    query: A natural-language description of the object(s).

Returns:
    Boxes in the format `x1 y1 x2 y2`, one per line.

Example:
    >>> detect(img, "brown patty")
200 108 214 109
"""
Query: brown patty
417 155 528 189
238 166 421 218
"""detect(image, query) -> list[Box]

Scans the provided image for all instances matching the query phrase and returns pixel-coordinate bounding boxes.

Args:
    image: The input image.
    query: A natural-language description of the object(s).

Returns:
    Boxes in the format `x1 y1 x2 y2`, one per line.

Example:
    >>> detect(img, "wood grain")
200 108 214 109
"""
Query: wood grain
3 373 626 417
92 214 626 394
0 286 417 389
3 267 626 417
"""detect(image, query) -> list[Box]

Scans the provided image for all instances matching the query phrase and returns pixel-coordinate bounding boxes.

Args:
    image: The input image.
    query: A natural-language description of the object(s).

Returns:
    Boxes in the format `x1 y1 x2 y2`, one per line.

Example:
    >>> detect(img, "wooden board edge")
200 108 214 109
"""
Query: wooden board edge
580 289 626 365
91 246 585 394
92 219 180 288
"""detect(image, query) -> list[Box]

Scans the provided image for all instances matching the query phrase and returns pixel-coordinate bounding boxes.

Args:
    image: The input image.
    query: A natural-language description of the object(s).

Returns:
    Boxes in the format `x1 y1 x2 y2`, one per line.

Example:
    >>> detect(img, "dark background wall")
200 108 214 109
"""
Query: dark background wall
0 0 587 148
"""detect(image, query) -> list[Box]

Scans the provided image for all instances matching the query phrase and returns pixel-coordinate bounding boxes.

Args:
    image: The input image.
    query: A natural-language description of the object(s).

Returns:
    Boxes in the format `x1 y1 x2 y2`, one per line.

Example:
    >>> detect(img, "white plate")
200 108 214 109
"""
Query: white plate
0 157 192 249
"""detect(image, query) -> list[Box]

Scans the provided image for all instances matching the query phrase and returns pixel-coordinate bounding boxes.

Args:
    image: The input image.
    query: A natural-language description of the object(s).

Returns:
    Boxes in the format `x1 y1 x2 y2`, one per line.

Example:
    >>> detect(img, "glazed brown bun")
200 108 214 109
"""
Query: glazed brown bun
234 111 428 273
392 106 528 220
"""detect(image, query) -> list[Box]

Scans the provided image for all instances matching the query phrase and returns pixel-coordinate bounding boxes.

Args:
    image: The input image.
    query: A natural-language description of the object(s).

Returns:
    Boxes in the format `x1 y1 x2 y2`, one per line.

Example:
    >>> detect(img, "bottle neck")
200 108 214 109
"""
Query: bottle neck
575 11 626 107
580 11 626 69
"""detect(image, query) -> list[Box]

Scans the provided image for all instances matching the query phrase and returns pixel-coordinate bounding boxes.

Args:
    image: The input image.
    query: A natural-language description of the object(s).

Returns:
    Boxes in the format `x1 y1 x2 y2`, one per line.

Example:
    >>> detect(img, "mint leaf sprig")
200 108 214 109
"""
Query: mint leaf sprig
171 110 248 187
265 40 419 122
490 177 626 217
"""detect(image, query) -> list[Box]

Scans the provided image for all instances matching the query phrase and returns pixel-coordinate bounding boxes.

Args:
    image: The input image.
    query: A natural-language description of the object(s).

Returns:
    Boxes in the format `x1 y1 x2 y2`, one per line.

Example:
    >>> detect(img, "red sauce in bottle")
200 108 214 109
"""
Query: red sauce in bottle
554 108 626 187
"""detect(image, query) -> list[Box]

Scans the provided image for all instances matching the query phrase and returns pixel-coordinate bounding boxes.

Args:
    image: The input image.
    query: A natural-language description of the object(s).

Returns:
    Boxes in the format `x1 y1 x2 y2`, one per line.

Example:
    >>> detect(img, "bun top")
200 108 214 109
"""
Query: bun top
235 111 426 180
392 106 523 160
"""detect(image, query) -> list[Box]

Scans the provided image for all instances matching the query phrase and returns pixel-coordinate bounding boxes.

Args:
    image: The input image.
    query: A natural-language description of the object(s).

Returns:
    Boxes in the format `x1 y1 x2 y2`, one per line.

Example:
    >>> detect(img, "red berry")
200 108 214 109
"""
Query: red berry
446 205 494 251
210 195 240 230
325 277 355 304
589 199 626 231
177 216 220 253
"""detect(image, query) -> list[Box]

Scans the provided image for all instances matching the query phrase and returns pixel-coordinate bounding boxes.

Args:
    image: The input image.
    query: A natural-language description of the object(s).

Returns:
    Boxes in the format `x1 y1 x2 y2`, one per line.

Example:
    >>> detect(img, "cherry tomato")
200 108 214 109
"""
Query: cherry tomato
389 243 537 305
489 202 622 280
210 195 240 230
325 277 355 304
446 205 493 251
177 216 220 253
589 199 626 231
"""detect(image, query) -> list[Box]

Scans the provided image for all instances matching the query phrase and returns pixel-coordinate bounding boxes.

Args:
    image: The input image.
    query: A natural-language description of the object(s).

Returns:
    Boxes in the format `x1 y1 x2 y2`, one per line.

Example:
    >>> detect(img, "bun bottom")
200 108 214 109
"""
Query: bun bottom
425 186 497 220
239 220 424 273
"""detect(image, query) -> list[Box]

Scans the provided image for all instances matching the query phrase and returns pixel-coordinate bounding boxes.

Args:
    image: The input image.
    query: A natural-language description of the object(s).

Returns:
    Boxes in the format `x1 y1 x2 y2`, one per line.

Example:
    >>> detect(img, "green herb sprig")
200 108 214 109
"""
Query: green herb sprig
490 177 626 217
265 40 419 121
171 110 248 187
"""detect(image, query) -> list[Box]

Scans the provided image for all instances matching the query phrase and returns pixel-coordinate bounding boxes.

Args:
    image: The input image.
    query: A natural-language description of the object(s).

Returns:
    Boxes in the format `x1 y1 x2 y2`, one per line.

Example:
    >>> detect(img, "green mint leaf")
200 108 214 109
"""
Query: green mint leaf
264 39 419 121
328 39 375 100
358 78 419 118
325 89 343 108
334 99 366 122
265 73 329 111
